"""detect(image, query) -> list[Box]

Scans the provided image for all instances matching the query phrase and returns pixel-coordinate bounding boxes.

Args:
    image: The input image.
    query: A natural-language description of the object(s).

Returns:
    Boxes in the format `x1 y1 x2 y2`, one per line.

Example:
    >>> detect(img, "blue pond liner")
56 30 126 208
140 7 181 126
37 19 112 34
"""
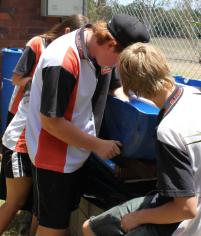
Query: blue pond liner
102 96 159 161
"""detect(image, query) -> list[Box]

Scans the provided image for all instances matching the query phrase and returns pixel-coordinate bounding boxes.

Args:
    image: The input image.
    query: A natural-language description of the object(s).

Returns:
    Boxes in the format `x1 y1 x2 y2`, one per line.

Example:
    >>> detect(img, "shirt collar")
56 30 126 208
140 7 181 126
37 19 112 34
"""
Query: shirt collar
75 24 89 59
76 24 101 73
157 85 184 124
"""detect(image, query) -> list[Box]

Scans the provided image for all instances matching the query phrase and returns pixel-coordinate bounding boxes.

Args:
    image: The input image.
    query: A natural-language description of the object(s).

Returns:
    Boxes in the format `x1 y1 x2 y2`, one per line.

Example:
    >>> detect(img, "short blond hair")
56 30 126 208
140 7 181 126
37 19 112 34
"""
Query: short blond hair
119 43 173 98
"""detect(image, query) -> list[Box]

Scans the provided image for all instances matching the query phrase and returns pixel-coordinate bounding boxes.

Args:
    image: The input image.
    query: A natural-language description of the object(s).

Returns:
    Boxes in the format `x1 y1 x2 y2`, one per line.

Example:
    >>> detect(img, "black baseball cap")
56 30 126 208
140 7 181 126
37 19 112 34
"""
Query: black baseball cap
107 14 150 48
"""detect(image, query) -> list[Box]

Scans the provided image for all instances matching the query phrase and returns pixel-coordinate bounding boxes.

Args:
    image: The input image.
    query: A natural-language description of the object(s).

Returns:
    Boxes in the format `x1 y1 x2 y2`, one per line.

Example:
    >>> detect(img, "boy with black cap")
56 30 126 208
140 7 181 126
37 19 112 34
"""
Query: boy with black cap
25 14 149 236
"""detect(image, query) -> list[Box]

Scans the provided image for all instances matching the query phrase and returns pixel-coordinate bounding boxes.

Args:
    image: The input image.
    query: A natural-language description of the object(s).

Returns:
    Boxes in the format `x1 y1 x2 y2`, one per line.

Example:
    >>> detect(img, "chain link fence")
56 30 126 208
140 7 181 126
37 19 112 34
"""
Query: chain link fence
104 0 201 80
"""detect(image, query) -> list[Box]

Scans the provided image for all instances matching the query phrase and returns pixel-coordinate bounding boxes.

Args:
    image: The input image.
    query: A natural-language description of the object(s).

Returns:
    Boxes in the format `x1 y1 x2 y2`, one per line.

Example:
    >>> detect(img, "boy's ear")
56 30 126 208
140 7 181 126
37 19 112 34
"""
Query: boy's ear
107 41 114 48
108 39 117 48
64 27 71 34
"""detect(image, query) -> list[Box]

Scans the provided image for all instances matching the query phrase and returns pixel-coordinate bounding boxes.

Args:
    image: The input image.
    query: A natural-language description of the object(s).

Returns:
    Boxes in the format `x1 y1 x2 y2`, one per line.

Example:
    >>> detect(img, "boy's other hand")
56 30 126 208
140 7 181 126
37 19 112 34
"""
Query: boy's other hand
94 139 122 160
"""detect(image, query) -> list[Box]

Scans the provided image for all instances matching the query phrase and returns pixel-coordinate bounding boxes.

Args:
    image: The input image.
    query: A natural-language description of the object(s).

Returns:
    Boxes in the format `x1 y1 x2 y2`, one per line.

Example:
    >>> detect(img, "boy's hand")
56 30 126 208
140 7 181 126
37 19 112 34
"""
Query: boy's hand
94 139 122 160
121 212 141 232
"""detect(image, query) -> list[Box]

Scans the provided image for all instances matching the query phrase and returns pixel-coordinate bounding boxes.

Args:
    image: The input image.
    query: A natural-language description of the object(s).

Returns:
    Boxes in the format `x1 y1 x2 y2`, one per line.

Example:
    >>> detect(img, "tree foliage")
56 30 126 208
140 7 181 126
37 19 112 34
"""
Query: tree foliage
86 0 201 38
87 0 113 22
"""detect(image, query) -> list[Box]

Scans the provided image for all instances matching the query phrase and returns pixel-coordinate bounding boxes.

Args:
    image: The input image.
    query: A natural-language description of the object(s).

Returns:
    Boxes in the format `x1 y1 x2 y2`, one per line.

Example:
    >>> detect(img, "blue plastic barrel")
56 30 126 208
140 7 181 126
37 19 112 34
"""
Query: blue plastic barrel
1 48 23 132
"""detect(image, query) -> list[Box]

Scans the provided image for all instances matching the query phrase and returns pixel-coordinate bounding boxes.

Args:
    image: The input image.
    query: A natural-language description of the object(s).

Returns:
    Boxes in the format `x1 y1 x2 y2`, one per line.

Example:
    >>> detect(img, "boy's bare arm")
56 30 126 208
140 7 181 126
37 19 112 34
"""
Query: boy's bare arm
40 113 121 159
12 73 32 87
121 196 198 232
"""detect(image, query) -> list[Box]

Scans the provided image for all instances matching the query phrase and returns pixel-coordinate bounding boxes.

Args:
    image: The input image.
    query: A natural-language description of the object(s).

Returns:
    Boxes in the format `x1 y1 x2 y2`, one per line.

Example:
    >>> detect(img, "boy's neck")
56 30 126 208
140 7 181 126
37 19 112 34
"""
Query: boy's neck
151 84 176 109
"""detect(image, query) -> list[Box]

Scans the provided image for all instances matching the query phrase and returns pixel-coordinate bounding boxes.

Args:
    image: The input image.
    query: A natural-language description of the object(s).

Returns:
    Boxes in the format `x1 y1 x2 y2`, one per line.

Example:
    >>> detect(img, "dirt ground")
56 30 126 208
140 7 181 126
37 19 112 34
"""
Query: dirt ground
0 200 32 236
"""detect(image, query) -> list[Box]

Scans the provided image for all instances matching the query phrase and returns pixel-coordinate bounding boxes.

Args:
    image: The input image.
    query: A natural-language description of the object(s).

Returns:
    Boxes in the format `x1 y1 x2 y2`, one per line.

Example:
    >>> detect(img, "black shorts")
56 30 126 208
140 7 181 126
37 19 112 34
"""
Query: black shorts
0 155 6 200
6 111 15 127
1 146 32 178
32 167 85 229
0 145 33 211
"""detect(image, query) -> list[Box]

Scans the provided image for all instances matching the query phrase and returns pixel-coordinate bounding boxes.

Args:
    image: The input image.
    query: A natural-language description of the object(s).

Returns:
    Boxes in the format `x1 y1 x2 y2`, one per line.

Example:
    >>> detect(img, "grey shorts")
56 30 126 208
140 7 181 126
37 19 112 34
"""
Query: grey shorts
89 195 179 236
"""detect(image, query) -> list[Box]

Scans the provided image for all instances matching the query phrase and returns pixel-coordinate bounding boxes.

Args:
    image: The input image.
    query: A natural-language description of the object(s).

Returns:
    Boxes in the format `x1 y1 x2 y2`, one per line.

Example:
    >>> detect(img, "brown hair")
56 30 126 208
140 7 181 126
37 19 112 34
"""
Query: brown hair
92 21 124 52
119 43 174 98
43 14 89 42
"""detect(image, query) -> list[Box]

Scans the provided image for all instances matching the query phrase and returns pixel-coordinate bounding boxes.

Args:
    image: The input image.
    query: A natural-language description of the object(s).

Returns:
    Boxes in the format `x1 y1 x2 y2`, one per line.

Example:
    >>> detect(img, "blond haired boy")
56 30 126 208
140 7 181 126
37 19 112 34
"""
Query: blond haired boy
83 43 201 236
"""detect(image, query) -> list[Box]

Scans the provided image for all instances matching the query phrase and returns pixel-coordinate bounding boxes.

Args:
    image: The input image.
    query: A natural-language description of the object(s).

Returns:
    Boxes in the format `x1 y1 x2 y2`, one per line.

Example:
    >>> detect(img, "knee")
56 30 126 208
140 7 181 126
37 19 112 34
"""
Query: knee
82 219 94 236
5 198 26 212
82 220 89 235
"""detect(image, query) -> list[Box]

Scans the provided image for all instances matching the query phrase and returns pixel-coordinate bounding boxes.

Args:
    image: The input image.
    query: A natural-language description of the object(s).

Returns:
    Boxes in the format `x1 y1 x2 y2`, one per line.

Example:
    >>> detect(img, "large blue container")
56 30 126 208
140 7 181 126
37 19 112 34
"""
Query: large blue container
1 48 23 132
101 96 160 161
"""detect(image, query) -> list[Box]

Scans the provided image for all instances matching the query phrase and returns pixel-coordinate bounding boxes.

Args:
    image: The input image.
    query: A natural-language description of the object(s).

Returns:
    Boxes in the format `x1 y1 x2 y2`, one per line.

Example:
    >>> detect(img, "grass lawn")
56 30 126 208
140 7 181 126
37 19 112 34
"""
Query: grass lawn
152 37 201 80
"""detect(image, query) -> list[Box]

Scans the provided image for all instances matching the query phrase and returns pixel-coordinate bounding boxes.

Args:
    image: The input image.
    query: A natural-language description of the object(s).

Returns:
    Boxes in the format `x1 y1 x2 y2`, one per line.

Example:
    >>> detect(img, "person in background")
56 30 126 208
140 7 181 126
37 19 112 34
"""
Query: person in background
0 14 89 236
25 14 150 236
82 43 201 236
6 14 88 126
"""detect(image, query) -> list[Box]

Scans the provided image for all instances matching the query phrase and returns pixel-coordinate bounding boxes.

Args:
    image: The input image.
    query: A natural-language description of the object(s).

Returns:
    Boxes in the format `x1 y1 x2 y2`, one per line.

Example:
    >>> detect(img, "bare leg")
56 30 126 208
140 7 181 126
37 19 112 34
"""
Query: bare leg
29 214 38 236
36 225 67 236
82 220 96 236
0 177 32 234
29 216 71 236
